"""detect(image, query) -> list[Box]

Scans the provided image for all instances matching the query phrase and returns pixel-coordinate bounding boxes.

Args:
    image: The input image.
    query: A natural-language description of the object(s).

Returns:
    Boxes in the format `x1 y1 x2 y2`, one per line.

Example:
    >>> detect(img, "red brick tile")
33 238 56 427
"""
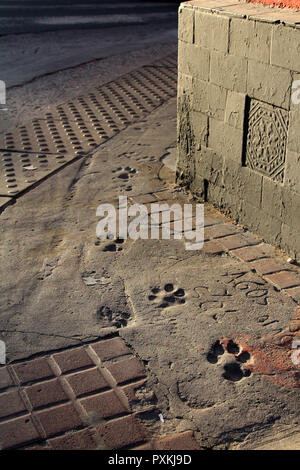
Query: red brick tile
154 431 201 450
36 403 82 438
96 414 148 449
264 271 300 290
202 240 224 255
250 258 286 275
218 233 259 251
91 337 131 362
13 358 54 384
231 246 269 262
67 368 109 397
106 357 146 385
25 378 68 409
80 390 127 418
286 286 300 303
0 415 40 450
0 367 14 391
53 347 94 374
0 389 27 419
49 428 97 450
205 223 240 239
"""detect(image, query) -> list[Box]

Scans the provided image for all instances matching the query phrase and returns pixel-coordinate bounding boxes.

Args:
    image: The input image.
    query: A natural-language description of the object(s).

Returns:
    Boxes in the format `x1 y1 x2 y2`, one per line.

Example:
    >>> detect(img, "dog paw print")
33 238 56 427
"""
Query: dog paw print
148 284 186 308
112 166 137 181
207 339 252 382
95 237 125 252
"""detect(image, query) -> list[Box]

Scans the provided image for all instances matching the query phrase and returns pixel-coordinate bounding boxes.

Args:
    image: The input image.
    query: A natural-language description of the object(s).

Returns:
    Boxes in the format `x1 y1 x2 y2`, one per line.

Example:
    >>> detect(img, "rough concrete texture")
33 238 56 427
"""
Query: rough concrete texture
1 92 299 449
177 0 300 260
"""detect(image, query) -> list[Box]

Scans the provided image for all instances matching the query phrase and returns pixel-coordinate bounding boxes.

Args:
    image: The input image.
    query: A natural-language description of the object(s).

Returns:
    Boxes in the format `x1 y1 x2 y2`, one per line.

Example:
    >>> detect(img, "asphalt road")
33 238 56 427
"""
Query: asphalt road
0 0 180 35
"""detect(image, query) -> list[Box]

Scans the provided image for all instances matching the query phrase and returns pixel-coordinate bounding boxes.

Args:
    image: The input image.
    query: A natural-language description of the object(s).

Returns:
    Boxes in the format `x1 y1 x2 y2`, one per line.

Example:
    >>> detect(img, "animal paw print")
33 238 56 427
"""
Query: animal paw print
95 237 125 252
112 166 137 180
207 339 252 382
148 284 186 308
136 155 156 163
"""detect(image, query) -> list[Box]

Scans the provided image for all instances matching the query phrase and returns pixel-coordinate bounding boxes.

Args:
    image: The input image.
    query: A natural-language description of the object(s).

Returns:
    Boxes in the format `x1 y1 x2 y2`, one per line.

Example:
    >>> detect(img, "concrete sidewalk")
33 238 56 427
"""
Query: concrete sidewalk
0 56 299 450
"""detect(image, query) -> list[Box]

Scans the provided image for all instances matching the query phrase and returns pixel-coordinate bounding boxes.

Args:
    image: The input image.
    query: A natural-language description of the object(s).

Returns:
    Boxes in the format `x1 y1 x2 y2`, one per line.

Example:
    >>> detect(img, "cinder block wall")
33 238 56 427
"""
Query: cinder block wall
177 0 300 259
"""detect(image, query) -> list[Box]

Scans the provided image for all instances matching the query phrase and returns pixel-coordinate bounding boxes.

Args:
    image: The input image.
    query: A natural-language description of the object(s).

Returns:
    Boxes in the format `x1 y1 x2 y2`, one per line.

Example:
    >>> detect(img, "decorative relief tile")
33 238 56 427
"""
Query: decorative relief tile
244 99 289 183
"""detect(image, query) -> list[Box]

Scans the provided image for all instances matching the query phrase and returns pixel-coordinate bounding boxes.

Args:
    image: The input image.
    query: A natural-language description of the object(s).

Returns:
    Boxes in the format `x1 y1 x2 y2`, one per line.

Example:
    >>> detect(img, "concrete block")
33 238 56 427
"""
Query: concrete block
178 40 210 81
287 74 300 154
193 78 227 120
282 187 300 233
194 146 214 179
178 6 194 44
223 162 263 209
229 18 271 64
247 60 292 110
281 224 299 260
224 91 246 129
271 24 300 73
208 119 244 163
195 10 229 52
191 110 209 147
261 177 284 220
210 51 248 93
239 200 282 246
208 117 224 155
177 72 193 98
284 150 300 195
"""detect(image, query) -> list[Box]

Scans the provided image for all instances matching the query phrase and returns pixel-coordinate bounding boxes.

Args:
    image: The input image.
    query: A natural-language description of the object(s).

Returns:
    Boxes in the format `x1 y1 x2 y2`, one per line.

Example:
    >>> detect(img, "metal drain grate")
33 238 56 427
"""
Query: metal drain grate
0 53 177 197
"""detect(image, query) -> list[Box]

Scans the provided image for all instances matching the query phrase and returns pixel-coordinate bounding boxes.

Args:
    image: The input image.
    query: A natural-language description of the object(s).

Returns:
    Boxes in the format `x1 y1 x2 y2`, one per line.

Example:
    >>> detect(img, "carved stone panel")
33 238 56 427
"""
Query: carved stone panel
244 99 289 183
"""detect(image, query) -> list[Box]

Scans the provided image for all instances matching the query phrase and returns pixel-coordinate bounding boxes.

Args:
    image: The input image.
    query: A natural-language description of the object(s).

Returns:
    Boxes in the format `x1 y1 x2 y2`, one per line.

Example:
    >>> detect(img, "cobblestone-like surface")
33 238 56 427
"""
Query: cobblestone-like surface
0 336 201 450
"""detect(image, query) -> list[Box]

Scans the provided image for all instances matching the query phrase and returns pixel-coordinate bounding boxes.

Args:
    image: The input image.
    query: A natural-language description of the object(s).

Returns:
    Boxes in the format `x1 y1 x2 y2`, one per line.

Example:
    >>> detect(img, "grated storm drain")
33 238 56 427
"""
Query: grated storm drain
0 53 177 197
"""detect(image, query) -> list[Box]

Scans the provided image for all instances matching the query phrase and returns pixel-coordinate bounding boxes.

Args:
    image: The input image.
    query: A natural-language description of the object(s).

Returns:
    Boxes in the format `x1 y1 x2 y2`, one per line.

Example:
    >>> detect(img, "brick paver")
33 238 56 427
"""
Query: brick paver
202 240 224 255
80 389 127 418
13 357 54 384
250 258 286 275
106 357 146 385
0 337 200 450
66 368 109 397
217 233 259 251
205 223 240 239
96 414 149 449
48 428 97 450
91 337 131 362
264 271 300 290
53 348 94 373
230 245 270 262
285 286 300 303
0 367 14 390
0 389 26 419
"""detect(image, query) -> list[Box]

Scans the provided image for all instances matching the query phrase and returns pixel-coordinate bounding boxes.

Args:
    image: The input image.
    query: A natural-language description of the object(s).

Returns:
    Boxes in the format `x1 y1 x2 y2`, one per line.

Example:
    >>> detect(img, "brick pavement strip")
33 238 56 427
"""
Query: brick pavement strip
0 337 200 450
